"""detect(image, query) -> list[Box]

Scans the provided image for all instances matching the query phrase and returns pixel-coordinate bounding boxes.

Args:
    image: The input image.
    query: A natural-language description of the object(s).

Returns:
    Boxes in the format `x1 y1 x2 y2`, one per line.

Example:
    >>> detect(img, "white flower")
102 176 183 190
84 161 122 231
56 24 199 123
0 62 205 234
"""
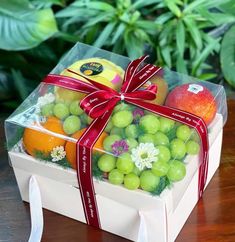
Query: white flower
131 143 159 171
37 93 55 107
51 146 66 162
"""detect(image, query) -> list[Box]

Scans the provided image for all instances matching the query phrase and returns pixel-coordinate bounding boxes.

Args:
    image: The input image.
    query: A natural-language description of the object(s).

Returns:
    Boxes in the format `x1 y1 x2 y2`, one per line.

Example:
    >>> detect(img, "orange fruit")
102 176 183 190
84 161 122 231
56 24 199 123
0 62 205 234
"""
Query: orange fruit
65 128 108 169
23 117 66 157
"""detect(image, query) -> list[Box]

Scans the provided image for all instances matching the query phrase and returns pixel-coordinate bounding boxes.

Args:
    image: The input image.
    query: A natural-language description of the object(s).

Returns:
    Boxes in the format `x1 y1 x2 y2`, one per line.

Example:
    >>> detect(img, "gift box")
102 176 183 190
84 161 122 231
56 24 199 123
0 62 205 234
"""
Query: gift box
5 42 227 242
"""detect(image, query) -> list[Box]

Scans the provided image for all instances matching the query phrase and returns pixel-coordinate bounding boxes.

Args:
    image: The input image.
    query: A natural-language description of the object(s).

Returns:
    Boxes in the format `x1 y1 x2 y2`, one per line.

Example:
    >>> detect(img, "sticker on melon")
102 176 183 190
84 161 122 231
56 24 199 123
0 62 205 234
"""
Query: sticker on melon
61 58 124 89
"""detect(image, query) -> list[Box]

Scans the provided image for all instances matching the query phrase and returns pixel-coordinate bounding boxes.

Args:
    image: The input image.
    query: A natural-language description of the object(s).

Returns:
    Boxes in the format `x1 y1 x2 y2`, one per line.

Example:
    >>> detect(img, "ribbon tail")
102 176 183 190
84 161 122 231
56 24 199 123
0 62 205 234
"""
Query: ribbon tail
76 108 114 228
28 175 44 242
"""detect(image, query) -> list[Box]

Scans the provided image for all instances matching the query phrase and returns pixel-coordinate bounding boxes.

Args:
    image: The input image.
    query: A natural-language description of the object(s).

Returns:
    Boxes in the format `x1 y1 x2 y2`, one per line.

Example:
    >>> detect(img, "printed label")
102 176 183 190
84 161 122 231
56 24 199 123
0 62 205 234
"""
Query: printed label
187 84 204 94
80 62 103 76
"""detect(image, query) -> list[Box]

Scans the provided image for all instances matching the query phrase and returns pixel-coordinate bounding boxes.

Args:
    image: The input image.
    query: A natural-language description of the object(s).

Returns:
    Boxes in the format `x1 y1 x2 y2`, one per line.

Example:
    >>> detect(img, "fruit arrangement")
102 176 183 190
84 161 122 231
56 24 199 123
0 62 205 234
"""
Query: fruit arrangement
21 58 217 195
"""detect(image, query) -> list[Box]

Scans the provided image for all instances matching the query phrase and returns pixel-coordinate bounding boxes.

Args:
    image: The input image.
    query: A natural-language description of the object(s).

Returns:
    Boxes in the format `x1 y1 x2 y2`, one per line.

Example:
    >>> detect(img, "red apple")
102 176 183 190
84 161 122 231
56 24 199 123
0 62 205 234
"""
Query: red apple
165 83 217 125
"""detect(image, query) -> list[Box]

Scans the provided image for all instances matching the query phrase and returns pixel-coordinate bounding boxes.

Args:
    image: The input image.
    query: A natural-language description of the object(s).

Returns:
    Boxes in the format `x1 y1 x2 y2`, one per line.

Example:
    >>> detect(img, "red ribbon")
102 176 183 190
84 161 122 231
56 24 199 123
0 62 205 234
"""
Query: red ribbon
43 55 209 228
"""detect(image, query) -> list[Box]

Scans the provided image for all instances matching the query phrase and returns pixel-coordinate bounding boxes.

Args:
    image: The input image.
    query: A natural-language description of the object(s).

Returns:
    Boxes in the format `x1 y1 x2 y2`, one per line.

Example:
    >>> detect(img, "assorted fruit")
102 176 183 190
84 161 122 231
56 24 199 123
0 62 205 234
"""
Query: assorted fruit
21 58 218 195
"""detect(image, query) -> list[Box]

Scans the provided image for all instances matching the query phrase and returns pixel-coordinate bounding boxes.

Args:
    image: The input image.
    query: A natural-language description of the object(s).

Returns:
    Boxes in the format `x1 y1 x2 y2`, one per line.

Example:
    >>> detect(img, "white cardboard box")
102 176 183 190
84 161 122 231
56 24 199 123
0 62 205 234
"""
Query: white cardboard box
8 114 223 242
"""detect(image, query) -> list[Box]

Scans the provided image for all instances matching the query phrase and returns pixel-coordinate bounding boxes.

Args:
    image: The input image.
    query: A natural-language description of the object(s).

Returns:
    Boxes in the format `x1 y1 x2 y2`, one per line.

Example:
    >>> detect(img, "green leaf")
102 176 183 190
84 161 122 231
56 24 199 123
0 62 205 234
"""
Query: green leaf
112 37 125 55
220 25 235 88
56 6 98 18
183 16 202 50
202 33 220 52
124 30 144 59
11 69 29 100
219 1 235 15
55 31 80 43
183 0 207 13
203 0 232 9
151 176 171 196
160 46 172 67
184 0 232 13
92 153 103 180
0 69 13 100
73 1 115 12
164 0 181 17
136 20 161 34
0 0 58 50
198 8 235 26
176 55 188 74
192 38 219 75
197 73 217 81
24 42 57 62
93 22 116 48
111 23 126 44
159 20 174 45
30 0 65 8
132 0 161 9
155 12 173 24
176 20 185 57
83 12 112 28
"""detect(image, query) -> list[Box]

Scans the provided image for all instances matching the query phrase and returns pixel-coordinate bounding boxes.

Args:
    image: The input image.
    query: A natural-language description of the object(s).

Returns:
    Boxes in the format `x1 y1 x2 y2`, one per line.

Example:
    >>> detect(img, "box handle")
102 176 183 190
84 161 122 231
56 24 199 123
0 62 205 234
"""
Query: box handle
28 176 44 242
137 211 148 242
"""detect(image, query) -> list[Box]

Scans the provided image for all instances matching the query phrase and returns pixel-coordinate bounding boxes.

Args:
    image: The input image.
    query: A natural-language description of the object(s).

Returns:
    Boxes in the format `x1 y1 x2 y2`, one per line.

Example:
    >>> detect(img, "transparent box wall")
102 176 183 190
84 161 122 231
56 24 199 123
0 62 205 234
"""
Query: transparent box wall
5 42 227 199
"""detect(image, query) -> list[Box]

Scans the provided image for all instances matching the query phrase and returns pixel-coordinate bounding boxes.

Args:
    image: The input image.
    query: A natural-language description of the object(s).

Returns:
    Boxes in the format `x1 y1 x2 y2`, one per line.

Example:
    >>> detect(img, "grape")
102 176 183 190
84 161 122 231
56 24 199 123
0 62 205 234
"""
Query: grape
190 129 200 142
105 120 113 132
132 165 142 176
103 135 122 152
145 111 159 117
125 124 138 138
98 154 116 172
138 134 155 144
108 169 124 185
41 103 54 117
53 103 69 120
116 153 134 174
126 138 138 150
154 131 169 146
139 115 160 134
167 160 186 182
112 110 133 128
140 170 160 192
113 102 132 112
124 173 140 190
159 117 175 133
186 140 200 155
87 116 93 125
157 145 171 163
110 127 125 137
69 101 83 115
152 161 170 176
170 138 186 159
80 113 88 124
63 115 81 134
176 125 191 141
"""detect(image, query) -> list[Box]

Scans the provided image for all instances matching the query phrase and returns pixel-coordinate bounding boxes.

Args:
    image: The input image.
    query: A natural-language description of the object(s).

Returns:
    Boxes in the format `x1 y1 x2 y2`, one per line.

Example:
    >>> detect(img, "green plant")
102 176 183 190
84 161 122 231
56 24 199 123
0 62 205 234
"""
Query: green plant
220 24 235 88
153 0 235 79
56 0 161 58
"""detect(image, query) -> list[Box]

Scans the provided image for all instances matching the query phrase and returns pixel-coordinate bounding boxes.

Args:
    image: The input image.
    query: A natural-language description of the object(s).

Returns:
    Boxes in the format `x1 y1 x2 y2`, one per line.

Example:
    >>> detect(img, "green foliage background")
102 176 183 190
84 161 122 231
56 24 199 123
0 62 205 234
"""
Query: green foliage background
0 0 235 111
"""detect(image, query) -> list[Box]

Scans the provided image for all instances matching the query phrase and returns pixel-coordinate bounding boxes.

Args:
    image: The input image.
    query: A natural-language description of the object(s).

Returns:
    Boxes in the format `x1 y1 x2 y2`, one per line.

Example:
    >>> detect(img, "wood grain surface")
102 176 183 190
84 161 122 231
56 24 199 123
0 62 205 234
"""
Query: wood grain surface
0 100 235 242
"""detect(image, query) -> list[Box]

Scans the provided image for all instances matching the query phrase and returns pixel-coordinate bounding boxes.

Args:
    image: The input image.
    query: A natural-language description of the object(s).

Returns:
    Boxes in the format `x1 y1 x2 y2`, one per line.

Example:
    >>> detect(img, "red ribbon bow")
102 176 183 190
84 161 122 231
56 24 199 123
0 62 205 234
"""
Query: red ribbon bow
43 55 209 229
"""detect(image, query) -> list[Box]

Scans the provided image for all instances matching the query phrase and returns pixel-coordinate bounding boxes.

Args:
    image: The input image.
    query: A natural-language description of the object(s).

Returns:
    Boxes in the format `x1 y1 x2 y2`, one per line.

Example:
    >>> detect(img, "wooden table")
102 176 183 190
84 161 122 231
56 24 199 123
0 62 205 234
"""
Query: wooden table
0 100 235 242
